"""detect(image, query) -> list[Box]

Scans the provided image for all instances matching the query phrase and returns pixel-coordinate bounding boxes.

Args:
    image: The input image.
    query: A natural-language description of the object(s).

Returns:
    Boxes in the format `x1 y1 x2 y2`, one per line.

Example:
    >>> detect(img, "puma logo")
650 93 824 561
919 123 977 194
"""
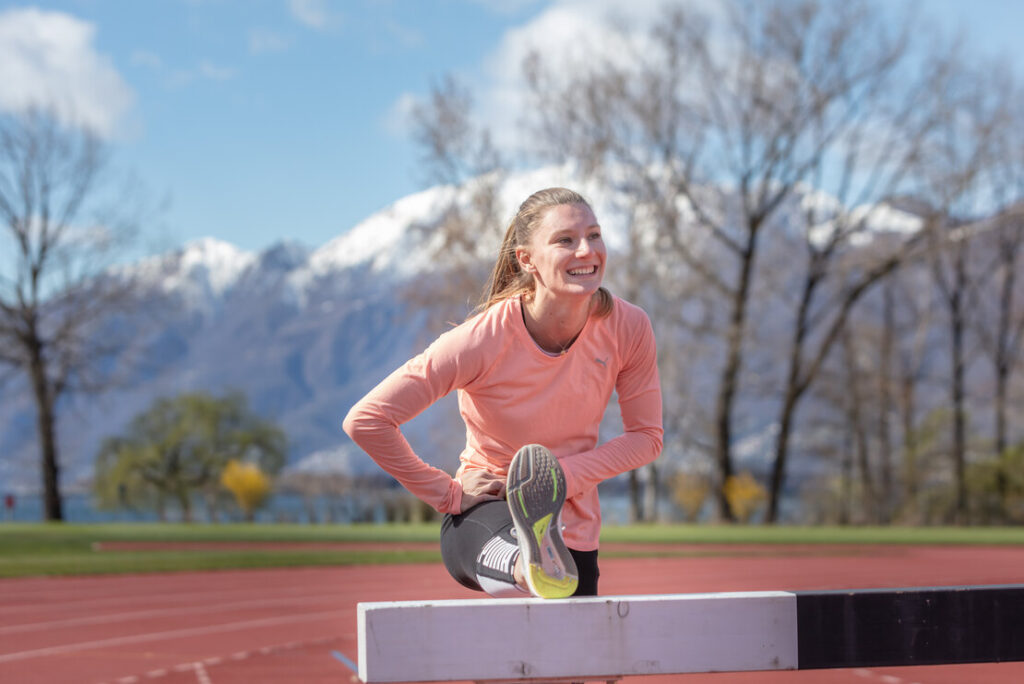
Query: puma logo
595 357 608 367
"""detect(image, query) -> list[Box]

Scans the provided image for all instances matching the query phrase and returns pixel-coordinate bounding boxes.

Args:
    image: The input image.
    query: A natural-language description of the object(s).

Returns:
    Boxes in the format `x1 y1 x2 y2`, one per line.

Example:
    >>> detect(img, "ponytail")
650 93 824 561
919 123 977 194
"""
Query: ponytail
475 220 532 314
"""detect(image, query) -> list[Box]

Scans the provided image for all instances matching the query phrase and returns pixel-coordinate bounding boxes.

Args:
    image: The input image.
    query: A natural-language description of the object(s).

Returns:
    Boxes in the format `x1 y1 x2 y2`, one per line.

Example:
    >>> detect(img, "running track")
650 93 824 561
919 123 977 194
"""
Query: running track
2 545 1024 683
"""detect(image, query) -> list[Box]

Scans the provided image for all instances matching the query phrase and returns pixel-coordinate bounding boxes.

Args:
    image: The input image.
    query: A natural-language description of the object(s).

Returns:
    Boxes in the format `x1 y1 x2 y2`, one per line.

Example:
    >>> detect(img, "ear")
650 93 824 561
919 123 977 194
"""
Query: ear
515 246 535 273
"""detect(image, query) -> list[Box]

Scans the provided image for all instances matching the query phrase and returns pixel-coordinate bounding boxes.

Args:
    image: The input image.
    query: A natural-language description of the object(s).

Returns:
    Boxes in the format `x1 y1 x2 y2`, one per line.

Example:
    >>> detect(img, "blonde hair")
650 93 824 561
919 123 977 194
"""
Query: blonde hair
475 187 613 317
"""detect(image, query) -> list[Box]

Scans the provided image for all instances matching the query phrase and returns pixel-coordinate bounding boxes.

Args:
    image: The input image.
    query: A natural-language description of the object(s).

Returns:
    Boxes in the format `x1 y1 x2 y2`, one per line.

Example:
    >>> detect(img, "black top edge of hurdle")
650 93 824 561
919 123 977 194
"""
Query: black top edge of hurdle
795 584 1024 670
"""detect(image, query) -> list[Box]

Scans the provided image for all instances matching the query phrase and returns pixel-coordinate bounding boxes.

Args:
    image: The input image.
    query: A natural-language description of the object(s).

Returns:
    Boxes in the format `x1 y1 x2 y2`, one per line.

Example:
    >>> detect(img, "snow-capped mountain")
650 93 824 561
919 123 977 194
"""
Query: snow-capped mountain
0 167 926 493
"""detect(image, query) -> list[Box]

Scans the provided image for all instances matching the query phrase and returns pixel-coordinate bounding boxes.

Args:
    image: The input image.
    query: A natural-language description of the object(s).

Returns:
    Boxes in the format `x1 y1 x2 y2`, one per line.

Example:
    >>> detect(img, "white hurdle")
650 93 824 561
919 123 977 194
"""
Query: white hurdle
356 585 1024 683
358 591 797 682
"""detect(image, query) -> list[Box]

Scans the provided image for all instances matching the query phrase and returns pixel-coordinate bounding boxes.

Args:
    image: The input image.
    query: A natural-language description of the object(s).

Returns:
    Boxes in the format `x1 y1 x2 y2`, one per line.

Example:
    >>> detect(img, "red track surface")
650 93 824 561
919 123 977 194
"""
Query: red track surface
2 544 1023 684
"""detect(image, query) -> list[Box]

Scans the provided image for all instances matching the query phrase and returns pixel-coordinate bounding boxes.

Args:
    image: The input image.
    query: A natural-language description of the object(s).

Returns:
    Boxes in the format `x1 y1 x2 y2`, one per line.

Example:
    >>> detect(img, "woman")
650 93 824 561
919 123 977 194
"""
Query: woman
343 187 662 598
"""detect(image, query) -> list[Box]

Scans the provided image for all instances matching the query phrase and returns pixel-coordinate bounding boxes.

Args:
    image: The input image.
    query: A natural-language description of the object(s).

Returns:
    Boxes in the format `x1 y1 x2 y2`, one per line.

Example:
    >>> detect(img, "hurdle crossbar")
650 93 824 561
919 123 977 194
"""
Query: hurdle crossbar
356 584 1024 682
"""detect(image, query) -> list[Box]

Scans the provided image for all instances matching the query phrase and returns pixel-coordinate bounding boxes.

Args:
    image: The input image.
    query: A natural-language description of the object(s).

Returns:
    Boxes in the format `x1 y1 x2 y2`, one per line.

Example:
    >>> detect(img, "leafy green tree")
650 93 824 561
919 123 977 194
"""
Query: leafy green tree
93 392 286 521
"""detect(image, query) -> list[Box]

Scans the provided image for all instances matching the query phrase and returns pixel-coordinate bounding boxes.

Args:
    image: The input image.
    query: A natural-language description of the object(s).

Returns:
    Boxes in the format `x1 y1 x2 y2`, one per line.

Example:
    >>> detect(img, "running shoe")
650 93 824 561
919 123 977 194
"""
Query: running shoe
506 444 578 598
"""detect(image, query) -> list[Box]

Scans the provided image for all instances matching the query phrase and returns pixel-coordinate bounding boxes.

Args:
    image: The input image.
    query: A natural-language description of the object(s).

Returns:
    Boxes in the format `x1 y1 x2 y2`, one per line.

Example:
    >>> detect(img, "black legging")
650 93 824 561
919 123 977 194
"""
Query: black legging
440 500 599 597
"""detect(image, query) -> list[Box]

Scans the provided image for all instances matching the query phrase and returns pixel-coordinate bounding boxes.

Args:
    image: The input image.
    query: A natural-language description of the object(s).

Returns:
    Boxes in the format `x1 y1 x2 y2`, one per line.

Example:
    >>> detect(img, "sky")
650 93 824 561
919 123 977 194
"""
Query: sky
2 0 1024 257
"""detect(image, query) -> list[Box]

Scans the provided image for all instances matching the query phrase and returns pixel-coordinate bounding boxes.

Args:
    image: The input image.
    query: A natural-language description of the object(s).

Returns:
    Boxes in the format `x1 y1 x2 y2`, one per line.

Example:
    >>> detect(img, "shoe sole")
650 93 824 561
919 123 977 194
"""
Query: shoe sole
506 444 578 599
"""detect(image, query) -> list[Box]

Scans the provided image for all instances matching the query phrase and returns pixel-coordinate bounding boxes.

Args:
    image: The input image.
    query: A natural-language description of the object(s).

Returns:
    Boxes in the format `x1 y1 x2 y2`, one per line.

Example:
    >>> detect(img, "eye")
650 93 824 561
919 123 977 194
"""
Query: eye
556 236 573 245
589 231 602 240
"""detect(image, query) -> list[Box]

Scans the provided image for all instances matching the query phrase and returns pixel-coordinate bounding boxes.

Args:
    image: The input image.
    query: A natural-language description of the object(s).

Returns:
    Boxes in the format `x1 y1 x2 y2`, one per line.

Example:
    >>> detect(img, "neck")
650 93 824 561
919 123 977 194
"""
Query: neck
522 291 593 354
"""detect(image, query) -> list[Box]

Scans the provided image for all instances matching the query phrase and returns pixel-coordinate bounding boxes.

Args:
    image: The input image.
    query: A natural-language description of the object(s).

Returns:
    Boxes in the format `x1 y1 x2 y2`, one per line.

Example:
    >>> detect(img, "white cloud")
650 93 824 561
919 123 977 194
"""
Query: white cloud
198 60 235 81
383 92 421 138
249 27 291 54
130 50 163 69
477 0 666 150
468 0 546 15
288 0 337 31
384 20 423 48
0 7 134 138
130 51 236 88
383 0 726 152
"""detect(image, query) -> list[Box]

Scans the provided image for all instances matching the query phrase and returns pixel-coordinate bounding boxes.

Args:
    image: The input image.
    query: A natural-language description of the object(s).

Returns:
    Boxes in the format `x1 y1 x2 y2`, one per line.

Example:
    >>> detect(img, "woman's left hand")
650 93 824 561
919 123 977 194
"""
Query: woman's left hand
457 469 506 510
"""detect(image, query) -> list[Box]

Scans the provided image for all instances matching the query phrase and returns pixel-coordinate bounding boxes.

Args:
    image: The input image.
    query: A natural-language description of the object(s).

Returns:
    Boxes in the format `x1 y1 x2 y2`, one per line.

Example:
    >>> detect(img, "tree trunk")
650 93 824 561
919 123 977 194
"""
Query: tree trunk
177 489 193 523
854 404 875 523
994 368 1008 517
840 432 853 525
628 470 643 522
644 462 659 522
900 375 918 519
28 339 63 521
950 302 967 523
767 265 817 524
714 230 759 522
877 284 895 522
992 231 1017 518
844 331 876 522
767 390 798 523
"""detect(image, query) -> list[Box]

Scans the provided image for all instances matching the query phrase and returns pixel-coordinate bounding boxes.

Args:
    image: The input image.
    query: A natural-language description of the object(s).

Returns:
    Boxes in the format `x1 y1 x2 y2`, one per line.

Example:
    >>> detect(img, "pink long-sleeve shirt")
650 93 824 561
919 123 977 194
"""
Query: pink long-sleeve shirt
342 293 663 550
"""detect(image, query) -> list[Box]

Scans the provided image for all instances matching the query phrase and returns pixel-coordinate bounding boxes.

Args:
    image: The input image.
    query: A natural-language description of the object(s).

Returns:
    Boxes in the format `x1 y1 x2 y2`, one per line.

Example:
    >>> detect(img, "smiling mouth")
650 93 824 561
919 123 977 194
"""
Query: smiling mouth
567 266 599 276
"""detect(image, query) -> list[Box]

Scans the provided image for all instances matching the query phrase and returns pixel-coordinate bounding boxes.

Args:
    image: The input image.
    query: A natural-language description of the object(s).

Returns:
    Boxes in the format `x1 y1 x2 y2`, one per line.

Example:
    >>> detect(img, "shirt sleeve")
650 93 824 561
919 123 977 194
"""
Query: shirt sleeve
342 325 484 515
560 308 663 498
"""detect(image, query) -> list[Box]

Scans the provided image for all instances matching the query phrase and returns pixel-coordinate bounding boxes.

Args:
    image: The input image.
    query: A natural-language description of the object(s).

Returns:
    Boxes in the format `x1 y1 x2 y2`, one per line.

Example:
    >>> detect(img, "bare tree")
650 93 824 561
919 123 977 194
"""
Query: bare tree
967 91 1024 517
405 75 506 332
523 0 931 521
839 325 879 521
0 109 143 520
915 62 1014 522
759 26 963 522
876 281 896 518
387 76 511 473
966 205 1024 516
881 261 939 520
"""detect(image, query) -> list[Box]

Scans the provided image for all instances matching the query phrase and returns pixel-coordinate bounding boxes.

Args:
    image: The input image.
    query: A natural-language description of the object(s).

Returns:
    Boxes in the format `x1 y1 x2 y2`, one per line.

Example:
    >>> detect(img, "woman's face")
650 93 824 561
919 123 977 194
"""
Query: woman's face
517 203 606 301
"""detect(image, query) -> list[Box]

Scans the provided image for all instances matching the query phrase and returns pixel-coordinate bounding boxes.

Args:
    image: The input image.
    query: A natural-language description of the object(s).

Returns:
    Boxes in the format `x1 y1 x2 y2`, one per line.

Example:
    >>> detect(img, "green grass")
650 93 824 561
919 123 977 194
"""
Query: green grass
2 522 1023 578
598 523 1024 546
0 523 443 578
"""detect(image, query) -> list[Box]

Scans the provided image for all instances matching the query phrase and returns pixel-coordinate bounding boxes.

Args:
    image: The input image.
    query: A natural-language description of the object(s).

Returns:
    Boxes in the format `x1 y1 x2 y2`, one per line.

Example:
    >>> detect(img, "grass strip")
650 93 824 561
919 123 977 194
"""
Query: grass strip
0 523 445 578
598 524 1024 546
2 522 1023 579
0 550 442 578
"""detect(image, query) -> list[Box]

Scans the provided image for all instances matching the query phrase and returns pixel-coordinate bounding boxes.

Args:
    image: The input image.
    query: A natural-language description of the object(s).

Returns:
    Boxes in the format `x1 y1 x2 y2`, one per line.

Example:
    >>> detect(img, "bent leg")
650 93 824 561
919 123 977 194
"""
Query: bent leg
440 500 523 597
441 500 600 597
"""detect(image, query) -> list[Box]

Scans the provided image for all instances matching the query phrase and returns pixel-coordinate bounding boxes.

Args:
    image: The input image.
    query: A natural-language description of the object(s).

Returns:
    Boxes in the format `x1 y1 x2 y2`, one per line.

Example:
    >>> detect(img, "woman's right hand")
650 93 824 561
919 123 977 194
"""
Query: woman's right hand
457 469 506 511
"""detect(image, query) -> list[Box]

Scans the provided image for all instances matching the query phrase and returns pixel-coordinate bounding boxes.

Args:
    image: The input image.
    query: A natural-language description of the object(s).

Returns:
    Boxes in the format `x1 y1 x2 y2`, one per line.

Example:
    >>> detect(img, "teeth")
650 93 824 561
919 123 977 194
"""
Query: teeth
568 266 596 275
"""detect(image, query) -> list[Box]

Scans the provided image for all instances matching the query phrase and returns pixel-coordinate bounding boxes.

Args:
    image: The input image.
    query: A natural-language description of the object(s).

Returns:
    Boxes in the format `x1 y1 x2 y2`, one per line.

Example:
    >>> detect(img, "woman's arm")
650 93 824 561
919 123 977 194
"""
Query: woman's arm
559 312 663 498
343 328 489 514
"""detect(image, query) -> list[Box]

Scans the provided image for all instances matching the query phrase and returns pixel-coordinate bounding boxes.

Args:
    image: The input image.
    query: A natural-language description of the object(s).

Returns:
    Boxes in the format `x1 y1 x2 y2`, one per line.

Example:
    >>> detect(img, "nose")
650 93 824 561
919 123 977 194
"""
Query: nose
575 238 592 256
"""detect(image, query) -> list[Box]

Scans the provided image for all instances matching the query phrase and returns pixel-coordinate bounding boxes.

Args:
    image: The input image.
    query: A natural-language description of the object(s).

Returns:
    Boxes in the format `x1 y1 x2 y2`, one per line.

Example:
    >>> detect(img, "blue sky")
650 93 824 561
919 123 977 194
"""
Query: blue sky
2 0 1023 256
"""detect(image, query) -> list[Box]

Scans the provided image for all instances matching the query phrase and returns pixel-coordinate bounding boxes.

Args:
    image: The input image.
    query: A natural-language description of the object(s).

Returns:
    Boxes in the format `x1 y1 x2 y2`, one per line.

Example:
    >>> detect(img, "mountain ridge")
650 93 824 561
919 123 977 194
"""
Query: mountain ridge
0 168 925 493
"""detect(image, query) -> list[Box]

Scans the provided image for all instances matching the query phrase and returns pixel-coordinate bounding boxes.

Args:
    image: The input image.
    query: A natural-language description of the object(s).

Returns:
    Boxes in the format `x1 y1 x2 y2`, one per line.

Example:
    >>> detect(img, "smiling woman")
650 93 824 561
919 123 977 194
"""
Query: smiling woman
343 187 663 600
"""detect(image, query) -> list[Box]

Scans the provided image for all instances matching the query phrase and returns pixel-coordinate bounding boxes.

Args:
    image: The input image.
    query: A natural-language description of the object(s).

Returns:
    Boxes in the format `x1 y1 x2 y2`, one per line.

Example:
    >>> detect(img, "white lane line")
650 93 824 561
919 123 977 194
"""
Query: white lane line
117 634 346 684
0 583 338 618
0 609 342 663
193 662 212 684
0 591 354 635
